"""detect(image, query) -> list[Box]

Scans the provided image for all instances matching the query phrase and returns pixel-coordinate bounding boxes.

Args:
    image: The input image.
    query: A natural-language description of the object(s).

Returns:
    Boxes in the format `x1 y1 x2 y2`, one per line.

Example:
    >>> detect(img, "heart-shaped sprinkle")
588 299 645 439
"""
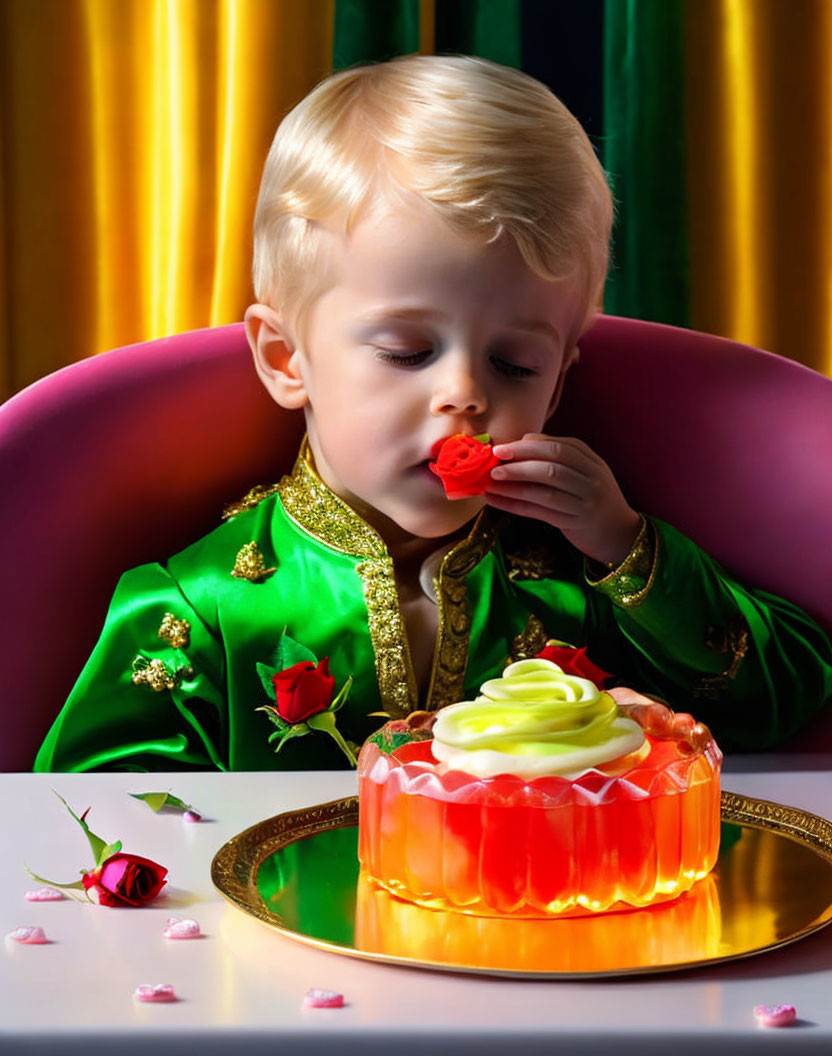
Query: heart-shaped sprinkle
6 926 48 944
24 887 64 902
303 988 344 1009
162 917 201 940
134 984 177 1003
754 1004 796 1028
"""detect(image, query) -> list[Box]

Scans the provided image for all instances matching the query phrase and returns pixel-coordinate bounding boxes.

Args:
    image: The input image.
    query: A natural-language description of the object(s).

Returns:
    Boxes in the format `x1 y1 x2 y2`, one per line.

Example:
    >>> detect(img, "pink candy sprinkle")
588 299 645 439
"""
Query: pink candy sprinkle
183 810 201 823
134 984 177 1004
754 1004 797 1028
24 887 64 902
162 917 201 940
303 988 344 1009
6 926 48 945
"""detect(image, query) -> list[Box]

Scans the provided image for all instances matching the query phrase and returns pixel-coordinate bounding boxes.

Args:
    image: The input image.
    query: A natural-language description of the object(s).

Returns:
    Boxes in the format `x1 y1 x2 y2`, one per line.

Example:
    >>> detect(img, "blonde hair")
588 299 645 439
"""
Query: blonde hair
252 55 612 338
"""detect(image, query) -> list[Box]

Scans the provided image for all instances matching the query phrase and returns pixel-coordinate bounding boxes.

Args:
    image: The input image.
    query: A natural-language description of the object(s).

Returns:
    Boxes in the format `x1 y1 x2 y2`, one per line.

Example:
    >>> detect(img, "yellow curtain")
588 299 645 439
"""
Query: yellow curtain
0 0 334 399
686 0 832 375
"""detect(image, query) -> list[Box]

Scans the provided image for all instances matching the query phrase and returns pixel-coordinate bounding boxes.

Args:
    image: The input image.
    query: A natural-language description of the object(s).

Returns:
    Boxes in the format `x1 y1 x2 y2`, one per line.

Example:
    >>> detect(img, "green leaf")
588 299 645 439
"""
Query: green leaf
256 705 289 731
473 433 491 444
329 675 353 713
129 791 192 816
256 661 279 701
99 841 122 865
129 791 168 813
160 793 190 812
271 724 309 754
53 791 108 867
306 710 336 733
274 632 318 671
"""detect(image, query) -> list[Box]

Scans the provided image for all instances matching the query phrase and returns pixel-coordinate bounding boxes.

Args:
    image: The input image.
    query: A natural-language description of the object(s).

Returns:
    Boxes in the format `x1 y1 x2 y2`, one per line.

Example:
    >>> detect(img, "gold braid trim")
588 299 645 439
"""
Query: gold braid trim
585 515 657 608
355 558 417 720
272 439 499 715
276 441 385 558
222 483 281 521
426 509 501 711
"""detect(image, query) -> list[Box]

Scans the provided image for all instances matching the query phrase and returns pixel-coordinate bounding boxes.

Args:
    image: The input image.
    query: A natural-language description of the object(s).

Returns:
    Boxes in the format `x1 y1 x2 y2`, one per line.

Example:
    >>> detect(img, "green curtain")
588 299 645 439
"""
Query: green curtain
333 0 421 69
602 0 689 325
333 0 521 70
434 0 521 66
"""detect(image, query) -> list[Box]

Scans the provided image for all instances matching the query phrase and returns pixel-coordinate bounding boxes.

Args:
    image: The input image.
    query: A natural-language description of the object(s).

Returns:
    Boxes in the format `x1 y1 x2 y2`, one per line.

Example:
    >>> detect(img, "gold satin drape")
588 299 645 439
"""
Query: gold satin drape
686 0 832 375
0 0 334 399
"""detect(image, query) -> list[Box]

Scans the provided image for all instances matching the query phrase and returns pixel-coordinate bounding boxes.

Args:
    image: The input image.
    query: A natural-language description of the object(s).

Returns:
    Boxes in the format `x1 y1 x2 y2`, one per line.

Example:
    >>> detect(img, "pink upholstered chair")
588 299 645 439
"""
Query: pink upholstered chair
2 317 830 770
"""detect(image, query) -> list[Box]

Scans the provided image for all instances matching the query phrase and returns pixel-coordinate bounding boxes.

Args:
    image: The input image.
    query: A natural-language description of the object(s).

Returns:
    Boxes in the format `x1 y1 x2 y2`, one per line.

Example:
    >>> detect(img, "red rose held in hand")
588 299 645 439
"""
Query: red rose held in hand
535 644 612 688
82 853 167 907
272 658 335 724
429 434 501 499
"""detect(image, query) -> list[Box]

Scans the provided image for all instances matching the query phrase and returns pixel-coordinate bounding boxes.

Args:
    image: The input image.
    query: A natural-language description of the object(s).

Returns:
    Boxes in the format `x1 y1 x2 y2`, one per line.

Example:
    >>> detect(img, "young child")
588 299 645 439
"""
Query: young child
35 55 832 773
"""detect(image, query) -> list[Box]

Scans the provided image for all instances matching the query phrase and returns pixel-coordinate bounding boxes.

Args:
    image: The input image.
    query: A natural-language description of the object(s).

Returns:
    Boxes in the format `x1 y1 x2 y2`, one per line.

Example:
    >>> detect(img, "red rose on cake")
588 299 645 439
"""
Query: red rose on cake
429 433 501 499
535 641 611 688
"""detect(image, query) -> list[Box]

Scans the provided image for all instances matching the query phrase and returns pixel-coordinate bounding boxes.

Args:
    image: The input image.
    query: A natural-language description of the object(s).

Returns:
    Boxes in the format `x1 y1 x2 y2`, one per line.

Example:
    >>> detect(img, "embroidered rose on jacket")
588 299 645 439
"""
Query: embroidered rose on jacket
82 853 168 907
535 641 612 688
26 794 167 907
257 634 356 766
429 433 501 499
272 659 335 724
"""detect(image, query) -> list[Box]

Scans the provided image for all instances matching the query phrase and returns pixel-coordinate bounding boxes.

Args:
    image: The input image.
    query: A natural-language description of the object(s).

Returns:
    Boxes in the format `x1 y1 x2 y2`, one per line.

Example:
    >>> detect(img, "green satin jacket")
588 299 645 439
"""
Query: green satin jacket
35 447 832 772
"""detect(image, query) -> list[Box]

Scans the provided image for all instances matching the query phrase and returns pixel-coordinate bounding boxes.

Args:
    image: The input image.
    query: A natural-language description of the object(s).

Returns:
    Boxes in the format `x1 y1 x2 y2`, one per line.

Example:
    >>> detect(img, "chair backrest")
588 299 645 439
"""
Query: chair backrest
1 317 829 770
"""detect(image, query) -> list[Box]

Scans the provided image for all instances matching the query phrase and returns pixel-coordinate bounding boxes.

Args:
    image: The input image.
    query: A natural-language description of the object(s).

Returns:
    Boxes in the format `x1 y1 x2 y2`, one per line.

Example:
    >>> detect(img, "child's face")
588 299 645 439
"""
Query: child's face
270 198 583 544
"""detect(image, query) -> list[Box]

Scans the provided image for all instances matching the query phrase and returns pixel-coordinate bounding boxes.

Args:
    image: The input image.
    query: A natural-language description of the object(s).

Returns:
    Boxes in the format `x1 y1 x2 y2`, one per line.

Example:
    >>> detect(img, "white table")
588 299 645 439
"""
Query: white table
1 759 831 1055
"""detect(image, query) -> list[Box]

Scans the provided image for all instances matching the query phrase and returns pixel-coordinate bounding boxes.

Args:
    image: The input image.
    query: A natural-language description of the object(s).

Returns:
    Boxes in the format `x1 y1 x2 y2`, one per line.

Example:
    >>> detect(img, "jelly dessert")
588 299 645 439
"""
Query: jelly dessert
358 658 722 916
355 870 721 973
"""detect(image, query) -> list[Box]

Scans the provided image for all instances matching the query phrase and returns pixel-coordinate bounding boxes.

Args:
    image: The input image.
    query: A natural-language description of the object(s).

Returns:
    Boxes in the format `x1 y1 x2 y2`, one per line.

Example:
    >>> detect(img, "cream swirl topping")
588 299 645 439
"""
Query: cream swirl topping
431 658 646 779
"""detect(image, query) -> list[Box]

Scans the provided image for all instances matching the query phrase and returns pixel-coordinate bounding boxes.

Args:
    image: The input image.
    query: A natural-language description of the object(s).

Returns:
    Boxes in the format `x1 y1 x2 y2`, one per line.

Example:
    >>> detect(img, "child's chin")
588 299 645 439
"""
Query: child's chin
393 498 485 539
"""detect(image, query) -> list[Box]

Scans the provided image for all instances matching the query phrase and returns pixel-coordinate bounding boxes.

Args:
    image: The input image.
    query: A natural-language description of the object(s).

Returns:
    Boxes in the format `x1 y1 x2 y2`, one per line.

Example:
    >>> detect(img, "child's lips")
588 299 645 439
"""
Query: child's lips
414 457 443 485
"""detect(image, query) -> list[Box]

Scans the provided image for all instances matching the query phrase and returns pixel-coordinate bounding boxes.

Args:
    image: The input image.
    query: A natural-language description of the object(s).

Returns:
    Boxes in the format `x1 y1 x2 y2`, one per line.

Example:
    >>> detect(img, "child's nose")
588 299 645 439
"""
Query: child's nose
428 358 487 417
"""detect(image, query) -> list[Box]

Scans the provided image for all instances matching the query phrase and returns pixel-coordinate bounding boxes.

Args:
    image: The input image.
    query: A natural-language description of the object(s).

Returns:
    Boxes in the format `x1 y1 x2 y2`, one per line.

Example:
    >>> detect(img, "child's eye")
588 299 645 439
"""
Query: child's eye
490 355 536 379
373 347 432 367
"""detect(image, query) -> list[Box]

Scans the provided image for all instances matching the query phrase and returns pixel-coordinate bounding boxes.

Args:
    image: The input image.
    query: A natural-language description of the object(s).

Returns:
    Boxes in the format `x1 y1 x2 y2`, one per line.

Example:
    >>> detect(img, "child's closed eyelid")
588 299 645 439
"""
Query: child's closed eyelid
372 346 432 366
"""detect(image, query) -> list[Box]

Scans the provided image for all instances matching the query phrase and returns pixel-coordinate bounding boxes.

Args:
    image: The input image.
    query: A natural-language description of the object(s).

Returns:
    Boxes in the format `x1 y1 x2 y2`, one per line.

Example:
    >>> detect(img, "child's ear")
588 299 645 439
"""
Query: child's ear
546 344 581 417
245 303 308 410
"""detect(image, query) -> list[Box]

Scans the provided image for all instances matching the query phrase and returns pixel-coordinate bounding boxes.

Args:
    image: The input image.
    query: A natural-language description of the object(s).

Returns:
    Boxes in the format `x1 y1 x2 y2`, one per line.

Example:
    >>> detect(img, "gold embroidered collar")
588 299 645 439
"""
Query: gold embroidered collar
277 440 387 558
276 439 498 565
276 439 501 716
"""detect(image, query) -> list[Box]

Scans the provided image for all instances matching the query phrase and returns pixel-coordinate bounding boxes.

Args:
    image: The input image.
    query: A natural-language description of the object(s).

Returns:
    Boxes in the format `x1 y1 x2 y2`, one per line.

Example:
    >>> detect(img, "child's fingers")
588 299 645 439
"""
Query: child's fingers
484 490 582 525
489 458 589 499
485 479 586 517
493 435 605 471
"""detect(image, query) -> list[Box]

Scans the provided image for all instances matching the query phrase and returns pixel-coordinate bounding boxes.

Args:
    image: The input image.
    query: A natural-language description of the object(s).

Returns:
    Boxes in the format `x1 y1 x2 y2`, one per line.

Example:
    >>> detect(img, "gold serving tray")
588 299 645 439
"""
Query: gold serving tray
211 792 832 979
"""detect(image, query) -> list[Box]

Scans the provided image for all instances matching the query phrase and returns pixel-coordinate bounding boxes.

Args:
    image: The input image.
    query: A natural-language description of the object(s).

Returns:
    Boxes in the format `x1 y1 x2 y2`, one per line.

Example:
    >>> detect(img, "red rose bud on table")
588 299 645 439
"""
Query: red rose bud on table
26 794 168 907
535 642 612 688
272 658 335 724
82 853 168 907
429 433 501 499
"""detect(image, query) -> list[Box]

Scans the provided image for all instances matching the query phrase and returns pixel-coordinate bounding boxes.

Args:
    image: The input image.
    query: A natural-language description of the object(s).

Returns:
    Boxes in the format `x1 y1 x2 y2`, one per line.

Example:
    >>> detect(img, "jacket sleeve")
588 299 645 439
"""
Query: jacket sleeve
33 562 228 772
590 517 832 750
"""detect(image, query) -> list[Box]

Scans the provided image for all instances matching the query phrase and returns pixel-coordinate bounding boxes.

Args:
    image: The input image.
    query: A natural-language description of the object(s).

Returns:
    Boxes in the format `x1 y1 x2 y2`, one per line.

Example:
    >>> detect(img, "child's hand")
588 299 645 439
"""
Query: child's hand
487 435 642 567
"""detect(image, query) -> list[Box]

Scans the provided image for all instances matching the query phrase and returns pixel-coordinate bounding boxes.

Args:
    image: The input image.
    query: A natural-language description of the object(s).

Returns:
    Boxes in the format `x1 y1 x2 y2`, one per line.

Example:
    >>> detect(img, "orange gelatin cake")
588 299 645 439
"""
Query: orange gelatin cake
357 658 722 917
354 871 721 972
